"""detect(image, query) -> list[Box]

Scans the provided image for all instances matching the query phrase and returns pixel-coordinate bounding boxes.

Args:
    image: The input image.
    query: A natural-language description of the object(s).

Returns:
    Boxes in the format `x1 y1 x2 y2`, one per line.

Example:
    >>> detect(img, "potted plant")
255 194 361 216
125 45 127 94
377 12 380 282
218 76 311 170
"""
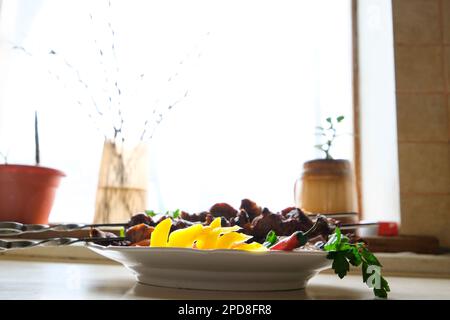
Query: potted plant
294 116 357 217
0 112 65 224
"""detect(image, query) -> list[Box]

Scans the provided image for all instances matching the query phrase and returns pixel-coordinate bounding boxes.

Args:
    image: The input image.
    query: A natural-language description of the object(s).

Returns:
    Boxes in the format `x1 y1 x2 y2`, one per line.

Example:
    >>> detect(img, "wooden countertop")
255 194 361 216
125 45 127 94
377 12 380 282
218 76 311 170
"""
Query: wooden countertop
0 257 449 299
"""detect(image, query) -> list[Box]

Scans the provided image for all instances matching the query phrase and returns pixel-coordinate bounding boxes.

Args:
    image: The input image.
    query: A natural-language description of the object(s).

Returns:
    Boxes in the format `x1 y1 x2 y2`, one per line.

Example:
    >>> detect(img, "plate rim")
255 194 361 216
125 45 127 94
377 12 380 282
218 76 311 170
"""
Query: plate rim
86 242 327 256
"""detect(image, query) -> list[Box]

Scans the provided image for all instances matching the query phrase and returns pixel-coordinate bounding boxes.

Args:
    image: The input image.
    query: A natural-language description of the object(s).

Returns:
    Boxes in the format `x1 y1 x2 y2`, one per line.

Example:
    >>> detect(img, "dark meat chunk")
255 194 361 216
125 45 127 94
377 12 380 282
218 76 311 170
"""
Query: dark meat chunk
279 218 307 236
307 215 333 239
128 212 155 228
181 211 208 222
231 209 250 227
220 216 231 227
283 208 314 231
126 223 154 244
209 203 238 220
131 239 150 246
200 214 230 227
240 199 262 221
250 208 327 243
170 218 195 232
280 207 296 217
155 215 174 225
257 208 314 239
151 214 197 232
89 228 130 246
231 209 253 234
251 207 284 242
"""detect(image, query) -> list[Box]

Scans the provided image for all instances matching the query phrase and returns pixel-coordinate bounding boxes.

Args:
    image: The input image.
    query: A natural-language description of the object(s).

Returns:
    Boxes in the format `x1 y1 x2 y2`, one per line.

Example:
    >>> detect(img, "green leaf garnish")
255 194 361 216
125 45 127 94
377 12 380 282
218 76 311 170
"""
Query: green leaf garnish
145 210 157 217
327 251 350 279
263 230 278 248
171 209 181 219
119 227 125 238
324 226 341 251
336 115 345 122
324 227 390 298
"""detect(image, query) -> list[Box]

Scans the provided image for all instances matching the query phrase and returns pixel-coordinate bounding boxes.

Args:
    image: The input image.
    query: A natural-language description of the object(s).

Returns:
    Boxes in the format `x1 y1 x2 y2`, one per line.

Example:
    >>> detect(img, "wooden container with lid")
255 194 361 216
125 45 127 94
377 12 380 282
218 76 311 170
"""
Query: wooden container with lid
295 159 357 220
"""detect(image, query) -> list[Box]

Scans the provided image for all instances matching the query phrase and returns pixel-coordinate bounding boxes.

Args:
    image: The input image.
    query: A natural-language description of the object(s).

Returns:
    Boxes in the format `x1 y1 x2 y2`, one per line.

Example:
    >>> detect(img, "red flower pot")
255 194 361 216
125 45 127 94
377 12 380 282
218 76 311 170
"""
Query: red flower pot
0 164 65 224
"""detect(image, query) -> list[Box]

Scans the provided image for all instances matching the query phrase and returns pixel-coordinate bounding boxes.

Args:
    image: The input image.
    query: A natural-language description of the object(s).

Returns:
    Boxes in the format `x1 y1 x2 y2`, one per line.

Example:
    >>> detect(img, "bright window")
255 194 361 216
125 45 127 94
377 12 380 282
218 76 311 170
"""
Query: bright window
0 0 353 222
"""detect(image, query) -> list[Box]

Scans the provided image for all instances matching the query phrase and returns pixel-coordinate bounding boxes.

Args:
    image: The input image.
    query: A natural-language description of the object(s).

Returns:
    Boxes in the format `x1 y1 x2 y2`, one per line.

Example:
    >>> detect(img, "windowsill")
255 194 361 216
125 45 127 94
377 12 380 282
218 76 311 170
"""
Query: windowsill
1 245 450 278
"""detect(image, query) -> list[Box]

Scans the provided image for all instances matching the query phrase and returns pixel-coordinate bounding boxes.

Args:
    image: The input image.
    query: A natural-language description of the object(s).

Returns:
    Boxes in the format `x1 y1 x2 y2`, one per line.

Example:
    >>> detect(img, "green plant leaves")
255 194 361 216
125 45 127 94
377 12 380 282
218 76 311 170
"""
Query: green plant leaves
361 246 382 267
324 227 390 298
316 115 346 160
327 251 350 279
324 227 341 251
346 246 362 267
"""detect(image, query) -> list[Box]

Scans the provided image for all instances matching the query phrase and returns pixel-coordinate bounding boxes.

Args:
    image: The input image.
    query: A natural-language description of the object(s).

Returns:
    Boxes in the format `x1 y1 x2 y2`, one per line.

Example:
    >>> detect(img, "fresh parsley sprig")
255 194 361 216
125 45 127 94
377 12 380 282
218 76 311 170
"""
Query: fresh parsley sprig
324 227 390 298
145 209 181 219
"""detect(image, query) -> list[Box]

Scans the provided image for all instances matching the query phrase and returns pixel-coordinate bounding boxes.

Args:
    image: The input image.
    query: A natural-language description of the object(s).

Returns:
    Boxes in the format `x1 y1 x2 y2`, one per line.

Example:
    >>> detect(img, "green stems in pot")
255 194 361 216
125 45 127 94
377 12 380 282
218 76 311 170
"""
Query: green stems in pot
315 115 345 160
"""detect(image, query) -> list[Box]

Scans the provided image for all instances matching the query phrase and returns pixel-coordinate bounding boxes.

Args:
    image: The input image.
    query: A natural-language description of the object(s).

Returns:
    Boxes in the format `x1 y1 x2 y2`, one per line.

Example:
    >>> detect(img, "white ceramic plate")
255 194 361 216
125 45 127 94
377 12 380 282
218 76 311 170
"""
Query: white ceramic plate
87 244 332 291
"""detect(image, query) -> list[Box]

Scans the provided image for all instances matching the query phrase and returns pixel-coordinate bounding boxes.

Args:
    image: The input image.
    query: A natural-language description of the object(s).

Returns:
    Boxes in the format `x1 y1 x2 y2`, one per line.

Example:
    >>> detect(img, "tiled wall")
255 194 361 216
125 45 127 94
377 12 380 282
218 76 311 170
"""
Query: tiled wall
392 0 450 247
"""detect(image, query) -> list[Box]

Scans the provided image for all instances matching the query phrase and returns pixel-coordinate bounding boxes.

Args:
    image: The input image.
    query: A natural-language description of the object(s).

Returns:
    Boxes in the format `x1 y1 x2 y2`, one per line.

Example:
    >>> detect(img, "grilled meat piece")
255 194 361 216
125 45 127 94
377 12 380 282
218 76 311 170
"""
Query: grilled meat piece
155 215 169 225
126 223 154 244
128 212 155 228
250 207 330 243
170 218 195 232
131 239 151 246
307 215 332 238
283 208 314 231
209 203 238 220
220 216 231 227
278 218 306 236
200 213 231 227
240 199 262 221
231 209 254 235
151 215 196 232
280 206 296 217
251 207 284 242
180 211 208 222
90 228 130 246
231 209 250 227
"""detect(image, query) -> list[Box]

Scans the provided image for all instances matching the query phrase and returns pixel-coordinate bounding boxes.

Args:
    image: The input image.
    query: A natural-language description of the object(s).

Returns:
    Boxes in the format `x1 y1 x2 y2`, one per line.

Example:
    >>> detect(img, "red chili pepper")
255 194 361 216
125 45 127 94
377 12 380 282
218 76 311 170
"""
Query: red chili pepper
270 231 308 251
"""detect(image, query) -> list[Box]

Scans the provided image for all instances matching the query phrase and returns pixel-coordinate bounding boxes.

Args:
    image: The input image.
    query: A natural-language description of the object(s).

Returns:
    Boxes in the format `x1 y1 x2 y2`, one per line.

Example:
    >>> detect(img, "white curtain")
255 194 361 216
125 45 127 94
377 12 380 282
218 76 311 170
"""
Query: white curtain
0 0 353 222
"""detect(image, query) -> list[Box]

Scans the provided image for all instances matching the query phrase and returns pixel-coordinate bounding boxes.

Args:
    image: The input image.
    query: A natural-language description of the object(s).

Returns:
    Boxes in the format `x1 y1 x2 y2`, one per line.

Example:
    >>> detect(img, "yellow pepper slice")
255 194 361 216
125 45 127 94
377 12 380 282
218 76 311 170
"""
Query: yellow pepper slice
195 228 221 249
210 217 222 229
232 242 269 252
150 218 172 247
168 224 204 248
215 232 252 249
150 216 264 252
216 226 241 233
